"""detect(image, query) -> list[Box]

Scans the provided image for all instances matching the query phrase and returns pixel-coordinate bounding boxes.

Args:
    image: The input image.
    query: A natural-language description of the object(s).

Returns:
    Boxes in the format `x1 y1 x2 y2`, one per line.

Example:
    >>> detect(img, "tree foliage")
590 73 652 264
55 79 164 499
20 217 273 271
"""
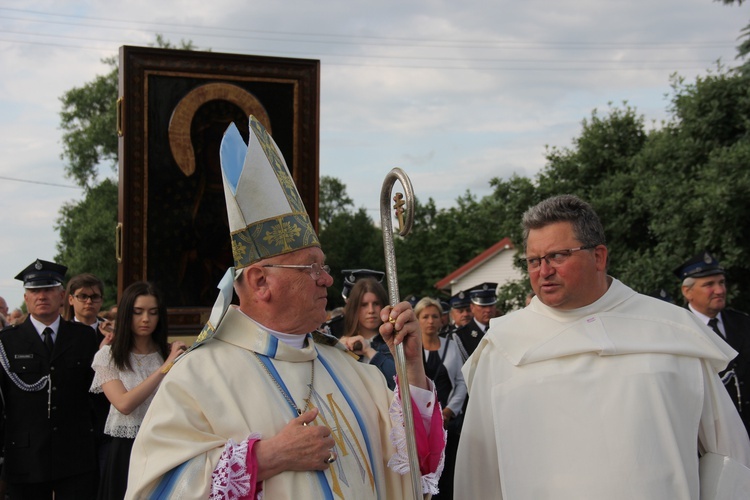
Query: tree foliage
54 179 119 307
716 0 750 71
395 193 506 300
58 36 198 188
319 175 354 231
522 67 749 309
475 64 750 311
59 59 118 188
318 177 383 308
627 69 750 308
56 37 199 298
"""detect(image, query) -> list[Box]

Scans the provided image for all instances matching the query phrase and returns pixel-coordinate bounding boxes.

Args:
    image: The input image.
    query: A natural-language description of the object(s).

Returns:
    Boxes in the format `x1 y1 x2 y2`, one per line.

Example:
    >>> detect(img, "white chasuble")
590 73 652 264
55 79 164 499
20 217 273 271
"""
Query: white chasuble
126 306 414 499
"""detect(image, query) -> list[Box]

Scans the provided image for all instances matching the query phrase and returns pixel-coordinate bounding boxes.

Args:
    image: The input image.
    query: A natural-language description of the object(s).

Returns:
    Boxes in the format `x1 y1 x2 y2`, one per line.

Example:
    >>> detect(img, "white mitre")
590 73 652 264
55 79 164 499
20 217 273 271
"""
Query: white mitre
220 115 319 269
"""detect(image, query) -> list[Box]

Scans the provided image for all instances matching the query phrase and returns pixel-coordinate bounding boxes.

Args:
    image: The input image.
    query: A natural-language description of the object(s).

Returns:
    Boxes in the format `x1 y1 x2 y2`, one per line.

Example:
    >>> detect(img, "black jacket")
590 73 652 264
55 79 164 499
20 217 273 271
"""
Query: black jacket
0 316 99 483
454 319 486 362
720 308 750 435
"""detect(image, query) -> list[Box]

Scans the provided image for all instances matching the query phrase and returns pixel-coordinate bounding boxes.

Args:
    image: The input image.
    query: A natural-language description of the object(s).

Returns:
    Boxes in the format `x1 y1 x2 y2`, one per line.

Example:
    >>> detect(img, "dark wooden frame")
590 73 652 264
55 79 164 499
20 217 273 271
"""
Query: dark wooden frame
117 45 320 335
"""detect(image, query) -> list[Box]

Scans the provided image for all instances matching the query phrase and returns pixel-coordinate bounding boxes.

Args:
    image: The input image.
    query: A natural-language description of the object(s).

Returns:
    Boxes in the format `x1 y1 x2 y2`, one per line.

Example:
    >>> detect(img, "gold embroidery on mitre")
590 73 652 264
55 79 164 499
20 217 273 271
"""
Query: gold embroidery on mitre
230 213 319 268
263 218 302 252
231 239 248 265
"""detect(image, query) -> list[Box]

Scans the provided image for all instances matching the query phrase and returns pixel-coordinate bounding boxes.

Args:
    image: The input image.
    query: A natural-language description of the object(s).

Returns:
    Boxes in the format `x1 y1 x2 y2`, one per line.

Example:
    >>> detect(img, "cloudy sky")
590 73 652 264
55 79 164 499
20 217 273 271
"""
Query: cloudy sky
0 0 746 310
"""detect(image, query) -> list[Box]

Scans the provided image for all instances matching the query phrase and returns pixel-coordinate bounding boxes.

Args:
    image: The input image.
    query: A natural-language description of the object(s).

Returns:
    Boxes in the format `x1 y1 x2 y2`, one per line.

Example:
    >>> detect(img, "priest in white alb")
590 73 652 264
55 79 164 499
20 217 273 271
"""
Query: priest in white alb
455 194 750 499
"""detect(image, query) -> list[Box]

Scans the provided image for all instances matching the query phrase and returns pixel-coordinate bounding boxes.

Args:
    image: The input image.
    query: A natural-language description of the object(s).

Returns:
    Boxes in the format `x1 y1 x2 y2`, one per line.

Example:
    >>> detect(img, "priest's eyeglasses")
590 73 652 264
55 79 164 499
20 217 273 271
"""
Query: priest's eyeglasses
262 263 331 280
520 246 596 270
73 293 103 303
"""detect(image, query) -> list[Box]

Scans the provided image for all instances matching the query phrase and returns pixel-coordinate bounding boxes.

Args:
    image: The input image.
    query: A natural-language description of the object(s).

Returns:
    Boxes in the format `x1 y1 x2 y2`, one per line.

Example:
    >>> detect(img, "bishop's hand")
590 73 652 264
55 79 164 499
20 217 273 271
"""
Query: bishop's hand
379 302 428 390
254 408 337 480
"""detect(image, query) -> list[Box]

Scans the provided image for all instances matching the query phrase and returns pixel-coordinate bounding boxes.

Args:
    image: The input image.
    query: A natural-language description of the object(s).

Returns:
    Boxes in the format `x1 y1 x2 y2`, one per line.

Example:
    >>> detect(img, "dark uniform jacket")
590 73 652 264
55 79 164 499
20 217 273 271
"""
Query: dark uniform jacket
720 308 750 436
454 319 487 363
0 316 99 483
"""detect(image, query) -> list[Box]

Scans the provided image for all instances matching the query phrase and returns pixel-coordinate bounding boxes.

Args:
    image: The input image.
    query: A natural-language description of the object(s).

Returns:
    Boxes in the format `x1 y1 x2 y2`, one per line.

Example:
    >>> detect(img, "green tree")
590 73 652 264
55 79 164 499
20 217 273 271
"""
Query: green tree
59 36 198 187
319 175 354 230
54 179 119 307
56 37 198 295
483 65 750 311
629 68 750 308
59 59 118 188
318 176 384 308
716 0 750 70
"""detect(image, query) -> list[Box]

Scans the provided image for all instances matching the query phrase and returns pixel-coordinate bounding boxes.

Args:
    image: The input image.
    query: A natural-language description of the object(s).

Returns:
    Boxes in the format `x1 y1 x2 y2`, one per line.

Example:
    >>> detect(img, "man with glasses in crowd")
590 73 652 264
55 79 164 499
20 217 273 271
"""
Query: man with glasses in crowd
0 259 99 499
63 273 112 348
456 194 750 498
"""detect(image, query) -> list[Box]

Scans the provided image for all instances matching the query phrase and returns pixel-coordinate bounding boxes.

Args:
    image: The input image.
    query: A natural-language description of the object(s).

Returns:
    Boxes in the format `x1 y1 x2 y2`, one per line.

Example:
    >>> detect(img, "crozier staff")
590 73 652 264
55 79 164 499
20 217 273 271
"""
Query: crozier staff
126 116 445 499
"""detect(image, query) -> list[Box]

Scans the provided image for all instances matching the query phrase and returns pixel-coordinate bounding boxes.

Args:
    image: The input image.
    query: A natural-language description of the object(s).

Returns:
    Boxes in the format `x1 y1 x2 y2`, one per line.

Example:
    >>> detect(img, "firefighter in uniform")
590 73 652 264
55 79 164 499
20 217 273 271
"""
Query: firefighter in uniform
454 282 498 362
0 259 99 499
676 251 750 437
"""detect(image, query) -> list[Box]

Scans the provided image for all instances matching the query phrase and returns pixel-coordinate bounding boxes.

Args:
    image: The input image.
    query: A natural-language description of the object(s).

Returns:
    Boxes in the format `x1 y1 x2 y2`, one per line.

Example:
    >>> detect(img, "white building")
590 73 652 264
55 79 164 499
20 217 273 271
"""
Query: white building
434 237 524 296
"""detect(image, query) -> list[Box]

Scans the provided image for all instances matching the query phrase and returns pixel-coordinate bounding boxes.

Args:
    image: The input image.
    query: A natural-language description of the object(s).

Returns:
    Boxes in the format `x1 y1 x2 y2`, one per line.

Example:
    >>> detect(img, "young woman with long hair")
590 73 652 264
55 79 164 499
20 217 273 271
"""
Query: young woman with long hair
338 277 397 389
90 282 186 500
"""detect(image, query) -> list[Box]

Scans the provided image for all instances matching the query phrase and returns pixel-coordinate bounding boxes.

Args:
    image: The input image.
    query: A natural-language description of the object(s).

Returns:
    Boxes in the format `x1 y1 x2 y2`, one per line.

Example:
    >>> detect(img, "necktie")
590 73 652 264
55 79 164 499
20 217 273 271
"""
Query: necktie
42 327 54 353
707 318 723 338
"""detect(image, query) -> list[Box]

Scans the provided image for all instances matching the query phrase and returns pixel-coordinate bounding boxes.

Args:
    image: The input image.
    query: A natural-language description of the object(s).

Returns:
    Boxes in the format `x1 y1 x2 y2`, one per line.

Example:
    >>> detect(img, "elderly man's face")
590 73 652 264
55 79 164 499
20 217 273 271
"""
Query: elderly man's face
24 286 65 324
527 221 605 310
261 247 334 334
470 303 495 325
451 306 472 327
682 274 726 318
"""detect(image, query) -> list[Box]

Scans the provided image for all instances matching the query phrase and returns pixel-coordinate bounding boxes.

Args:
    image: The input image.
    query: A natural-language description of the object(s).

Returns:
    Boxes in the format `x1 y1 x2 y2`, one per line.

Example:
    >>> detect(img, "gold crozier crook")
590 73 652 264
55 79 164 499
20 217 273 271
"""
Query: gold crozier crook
380 168 427 500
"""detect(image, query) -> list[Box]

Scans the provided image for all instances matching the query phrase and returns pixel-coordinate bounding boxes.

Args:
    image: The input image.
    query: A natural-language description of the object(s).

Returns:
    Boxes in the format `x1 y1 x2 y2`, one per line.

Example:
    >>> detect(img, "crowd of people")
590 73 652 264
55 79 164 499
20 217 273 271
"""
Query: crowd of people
0 114 749 499
0 262 187 499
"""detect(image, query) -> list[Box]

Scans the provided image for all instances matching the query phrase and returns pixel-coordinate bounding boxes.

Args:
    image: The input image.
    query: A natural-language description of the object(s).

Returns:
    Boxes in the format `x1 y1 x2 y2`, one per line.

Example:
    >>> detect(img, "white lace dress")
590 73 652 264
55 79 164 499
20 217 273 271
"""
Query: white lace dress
90 345 165 438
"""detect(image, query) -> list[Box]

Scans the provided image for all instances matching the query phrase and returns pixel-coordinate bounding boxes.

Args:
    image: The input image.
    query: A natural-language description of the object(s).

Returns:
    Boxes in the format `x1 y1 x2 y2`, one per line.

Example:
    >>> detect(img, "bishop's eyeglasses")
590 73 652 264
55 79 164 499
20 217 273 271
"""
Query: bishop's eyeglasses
519 246 596 271
262 263 331 280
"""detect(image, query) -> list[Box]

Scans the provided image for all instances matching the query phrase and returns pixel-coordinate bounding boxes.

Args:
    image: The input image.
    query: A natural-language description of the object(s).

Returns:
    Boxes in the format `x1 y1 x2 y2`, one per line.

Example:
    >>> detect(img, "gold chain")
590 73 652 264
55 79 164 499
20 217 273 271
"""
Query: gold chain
252 352 314 416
